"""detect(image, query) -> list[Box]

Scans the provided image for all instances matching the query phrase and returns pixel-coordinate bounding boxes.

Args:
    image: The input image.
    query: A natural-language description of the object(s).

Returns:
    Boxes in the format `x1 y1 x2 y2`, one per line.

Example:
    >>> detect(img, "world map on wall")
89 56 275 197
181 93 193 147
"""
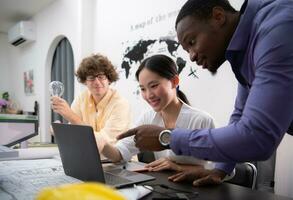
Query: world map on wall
121 37 198 79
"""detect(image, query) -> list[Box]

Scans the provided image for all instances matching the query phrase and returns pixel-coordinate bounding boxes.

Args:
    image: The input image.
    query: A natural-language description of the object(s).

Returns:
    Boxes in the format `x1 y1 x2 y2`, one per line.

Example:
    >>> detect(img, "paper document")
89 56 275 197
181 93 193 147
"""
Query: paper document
0 147 59 161
17 147 60 159
0 158 81 200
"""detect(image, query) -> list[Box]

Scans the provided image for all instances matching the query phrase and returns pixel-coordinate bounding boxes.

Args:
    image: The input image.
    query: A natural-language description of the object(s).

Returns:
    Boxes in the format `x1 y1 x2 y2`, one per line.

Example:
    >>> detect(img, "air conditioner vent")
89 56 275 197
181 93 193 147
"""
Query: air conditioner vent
8 21 35 47
11 38 27 46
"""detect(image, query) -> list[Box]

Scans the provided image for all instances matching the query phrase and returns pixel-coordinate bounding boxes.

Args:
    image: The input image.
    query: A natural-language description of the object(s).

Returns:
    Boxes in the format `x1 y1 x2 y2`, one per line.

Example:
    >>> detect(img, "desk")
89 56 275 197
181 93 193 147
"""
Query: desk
140 171 292 200
1 158 292 200
0 114 38 147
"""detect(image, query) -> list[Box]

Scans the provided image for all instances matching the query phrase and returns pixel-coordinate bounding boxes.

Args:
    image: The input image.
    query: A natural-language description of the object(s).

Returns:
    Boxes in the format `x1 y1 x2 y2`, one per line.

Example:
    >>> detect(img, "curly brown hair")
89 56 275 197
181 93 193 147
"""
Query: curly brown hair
75 54 119 84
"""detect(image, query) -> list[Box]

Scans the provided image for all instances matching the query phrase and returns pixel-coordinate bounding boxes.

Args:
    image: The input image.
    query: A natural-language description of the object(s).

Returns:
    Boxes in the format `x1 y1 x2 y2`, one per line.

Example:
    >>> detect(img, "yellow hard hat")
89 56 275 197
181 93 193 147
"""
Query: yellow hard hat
36 182 126 200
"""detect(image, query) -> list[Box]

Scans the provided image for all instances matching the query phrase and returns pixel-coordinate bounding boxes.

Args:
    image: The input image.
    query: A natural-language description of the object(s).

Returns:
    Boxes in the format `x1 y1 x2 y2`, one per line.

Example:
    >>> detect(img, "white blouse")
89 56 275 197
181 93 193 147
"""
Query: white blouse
115 102 215 169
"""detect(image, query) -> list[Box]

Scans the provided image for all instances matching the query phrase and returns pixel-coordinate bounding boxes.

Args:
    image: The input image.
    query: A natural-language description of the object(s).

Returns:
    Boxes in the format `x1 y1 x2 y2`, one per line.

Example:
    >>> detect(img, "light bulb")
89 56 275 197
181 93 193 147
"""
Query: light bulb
49 81 64 97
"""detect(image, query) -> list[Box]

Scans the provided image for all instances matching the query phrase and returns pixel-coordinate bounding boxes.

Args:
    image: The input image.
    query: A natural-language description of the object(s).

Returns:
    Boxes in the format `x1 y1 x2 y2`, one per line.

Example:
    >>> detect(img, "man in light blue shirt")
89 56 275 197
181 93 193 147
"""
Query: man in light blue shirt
119 0 293 186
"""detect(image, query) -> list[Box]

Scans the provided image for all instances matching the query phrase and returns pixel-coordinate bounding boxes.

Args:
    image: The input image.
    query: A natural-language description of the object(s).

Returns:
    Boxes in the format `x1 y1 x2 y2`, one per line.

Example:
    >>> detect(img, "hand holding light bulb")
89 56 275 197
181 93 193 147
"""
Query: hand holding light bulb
49 81 64 97
50 81 70 118
50 81 80 125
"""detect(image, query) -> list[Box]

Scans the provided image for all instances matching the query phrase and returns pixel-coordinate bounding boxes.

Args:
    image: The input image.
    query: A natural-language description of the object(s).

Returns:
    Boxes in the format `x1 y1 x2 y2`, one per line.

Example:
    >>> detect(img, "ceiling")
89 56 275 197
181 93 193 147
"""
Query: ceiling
0 0 56 34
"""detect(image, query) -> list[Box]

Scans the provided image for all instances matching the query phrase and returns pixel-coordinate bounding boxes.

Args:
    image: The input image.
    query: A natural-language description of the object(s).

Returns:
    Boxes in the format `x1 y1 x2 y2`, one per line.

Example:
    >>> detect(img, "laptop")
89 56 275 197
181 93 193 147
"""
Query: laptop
52 123 155 188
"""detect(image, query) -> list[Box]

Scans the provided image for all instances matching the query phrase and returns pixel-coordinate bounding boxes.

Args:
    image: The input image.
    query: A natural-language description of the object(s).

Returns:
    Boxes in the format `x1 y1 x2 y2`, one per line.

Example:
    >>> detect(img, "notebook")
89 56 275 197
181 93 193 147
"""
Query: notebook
52 123 155 188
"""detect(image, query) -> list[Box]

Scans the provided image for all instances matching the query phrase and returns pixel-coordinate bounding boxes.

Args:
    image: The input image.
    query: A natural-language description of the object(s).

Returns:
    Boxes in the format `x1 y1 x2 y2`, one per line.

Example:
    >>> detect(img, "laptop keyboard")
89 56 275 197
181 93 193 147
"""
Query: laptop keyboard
104 172 133 186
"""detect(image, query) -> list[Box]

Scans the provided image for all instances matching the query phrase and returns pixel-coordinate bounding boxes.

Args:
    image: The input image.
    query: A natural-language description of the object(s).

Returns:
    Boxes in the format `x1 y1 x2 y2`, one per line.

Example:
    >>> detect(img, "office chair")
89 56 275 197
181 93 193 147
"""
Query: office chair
227 162 257 189
137 151 155 163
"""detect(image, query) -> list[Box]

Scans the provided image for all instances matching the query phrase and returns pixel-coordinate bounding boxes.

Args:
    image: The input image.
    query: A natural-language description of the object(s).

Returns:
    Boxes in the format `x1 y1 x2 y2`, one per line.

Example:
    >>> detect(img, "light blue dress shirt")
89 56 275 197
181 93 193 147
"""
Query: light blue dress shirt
171 0 293 174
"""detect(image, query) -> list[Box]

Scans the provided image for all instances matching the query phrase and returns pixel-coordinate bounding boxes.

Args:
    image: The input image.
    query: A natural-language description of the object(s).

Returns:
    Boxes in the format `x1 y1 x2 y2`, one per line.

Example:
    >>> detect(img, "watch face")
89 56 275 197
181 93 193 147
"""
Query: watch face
161 131 171 145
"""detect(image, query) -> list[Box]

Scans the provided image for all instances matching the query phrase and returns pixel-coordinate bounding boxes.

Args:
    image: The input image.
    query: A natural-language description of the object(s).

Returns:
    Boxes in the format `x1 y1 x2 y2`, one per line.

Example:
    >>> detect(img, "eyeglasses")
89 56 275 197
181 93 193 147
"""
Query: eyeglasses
86 74 107 81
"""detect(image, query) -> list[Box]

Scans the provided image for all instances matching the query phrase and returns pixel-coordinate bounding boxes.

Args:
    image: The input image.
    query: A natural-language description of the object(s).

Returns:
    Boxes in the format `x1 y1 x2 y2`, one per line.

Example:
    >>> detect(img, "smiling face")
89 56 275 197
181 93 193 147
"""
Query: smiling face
76 54 119 103
176 10 228 74
85 73 110 99
138 68 177 112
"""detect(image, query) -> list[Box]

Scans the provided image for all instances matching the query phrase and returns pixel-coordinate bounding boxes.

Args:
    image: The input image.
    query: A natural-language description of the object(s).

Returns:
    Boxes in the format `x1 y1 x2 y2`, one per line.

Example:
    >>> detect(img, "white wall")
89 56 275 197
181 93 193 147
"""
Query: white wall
0 33 12 96
5 0 94 142
93 0 245 127
275 134 293 197
94 0 239 127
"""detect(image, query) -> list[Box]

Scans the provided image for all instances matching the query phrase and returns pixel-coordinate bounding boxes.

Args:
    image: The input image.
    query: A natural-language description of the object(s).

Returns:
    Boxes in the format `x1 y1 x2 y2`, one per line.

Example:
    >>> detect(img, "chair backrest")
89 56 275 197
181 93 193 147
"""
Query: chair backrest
137 151 155 163
227 162 257 189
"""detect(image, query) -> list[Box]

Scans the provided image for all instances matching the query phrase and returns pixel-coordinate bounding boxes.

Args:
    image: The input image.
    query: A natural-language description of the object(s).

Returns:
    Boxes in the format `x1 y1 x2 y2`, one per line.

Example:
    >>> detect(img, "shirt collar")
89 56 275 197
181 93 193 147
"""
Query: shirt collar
226 0 261 52
88 88 114 110
225 0 262 87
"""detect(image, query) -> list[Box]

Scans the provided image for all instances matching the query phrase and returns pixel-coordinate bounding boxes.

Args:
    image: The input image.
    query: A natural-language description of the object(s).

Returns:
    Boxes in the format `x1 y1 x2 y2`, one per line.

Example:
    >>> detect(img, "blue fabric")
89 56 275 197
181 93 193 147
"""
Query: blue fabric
170 0 293 173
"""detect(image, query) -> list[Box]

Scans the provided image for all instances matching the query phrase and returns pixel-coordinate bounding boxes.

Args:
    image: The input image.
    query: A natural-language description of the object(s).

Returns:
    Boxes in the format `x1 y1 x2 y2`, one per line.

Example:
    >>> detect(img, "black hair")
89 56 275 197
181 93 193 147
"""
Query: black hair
135 54 190 105
175 0 237 29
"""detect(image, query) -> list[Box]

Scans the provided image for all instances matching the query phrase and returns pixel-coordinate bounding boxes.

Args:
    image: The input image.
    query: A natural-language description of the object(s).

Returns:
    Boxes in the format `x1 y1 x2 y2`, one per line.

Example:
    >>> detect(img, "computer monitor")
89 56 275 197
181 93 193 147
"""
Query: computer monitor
0 114 38 147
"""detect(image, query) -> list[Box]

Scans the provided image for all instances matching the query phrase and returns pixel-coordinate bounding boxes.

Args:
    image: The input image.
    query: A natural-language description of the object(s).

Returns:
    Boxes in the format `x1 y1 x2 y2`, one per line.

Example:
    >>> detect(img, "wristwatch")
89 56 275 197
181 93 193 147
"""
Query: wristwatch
158 129 172 149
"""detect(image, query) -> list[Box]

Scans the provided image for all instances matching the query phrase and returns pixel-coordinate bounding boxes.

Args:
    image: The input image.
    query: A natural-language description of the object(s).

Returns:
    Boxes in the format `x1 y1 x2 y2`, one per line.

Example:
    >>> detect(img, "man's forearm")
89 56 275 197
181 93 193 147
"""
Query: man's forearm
170 124 279 162
63 111 85 125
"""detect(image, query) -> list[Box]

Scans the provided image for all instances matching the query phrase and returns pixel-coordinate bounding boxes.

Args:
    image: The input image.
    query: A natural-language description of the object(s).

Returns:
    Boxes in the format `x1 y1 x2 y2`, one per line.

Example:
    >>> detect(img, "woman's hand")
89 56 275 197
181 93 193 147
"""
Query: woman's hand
145 158 182 172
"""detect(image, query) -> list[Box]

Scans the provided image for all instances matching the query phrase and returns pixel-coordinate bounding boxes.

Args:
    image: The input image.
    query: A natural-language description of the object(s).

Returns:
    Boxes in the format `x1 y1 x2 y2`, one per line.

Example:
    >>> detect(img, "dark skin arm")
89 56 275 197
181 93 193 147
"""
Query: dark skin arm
117 124 165 151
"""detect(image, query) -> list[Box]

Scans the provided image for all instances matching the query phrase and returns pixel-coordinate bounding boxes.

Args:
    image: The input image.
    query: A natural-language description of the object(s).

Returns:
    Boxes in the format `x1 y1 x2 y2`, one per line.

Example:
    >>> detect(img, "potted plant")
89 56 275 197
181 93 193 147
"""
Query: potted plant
0 98 7 113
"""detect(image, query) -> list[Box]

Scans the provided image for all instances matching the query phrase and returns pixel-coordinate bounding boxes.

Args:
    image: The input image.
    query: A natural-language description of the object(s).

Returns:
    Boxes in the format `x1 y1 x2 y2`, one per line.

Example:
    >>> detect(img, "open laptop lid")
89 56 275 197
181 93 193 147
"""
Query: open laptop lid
52 123 106 183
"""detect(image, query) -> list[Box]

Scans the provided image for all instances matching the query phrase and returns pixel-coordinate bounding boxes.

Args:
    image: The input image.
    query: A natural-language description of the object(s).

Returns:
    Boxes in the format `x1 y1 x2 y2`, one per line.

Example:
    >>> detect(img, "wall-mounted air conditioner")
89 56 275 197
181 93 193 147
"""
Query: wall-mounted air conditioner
8 21 35 46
